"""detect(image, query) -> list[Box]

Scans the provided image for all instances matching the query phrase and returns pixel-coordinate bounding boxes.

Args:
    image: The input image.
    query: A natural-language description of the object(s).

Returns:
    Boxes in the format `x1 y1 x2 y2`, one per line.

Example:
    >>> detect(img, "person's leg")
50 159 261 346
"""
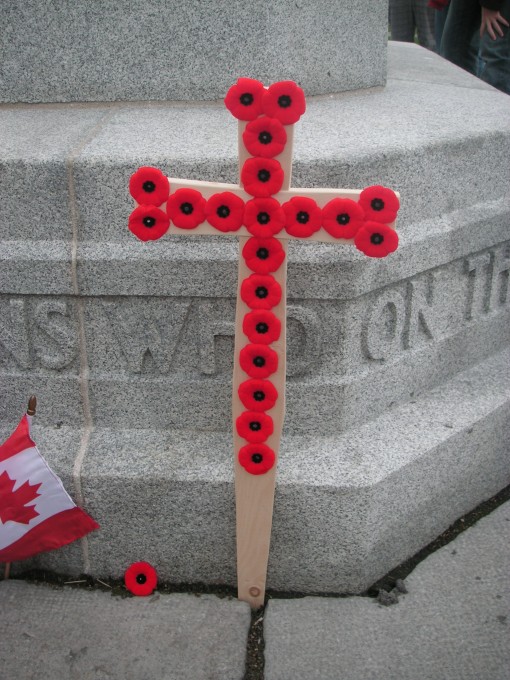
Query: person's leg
414 0 437 50
440 0 480 75
434 2 450 51
478 0 510 93
390 0 416 42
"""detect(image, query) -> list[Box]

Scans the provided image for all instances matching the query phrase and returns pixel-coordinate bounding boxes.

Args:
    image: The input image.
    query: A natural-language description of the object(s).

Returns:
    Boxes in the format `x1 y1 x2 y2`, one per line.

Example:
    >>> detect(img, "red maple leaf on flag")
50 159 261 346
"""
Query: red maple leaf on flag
0 471 41 525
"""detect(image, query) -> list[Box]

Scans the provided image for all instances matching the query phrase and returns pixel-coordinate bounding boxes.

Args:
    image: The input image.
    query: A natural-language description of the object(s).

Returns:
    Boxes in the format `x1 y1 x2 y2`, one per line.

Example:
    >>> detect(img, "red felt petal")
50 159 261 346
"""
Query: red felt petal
239 343 279 378
244 198 285 237
358 185 400 223
167 188 206 229
241 158 284 198
236 410 274 443
205 192 245 232
124 561 158 596
238 378 278 411
262 80 306 125
242 310 282 344
242 117 287 158
128 205 170 241
354 222 399 258
238 443 276 475
224 77 265 121
321 198 365 239
282 196 321 238
240 274 282 310
242 236 286 273
129 167 170 206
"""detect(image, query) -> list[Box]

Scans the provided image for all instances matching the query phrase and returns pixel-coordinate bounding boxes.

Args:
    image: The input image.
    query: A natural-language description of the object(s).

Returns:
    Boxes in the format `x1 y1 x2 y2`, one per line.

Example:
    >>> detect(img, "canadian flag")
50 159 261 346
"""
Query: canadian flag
0 414 99 562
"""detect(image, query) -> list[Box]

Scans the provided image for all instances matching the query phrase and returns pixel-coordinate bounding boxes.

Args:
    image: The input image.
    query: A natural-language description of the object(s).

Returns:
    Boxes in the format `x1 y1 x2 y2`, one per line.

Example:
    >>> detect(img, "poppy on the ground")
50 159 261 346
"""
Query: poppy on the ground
124 561 158 596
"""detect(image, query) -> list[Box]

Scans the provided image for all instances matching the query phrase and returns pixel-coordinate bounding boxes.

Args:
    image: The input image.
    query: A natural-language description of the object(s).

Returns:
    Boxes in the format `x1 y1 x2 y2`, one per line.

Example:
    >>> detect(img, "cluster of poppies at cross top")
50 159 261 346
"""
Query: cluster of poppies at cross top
128 78 401 476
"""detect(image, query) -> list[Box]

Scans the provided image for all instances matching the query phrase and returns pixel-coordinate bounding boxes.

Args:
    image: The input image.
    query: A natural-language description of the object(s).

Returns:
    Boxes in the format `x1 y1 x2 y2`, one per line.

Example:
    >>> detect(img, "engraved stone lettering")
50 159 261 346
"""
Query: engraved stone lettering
464 252 491 320
404 274 435 349
33 300 77 370
197 301 235 375
362 290 406 361
287 305 322 376
489 244 510 308
103 300 191 374
0 299 31 368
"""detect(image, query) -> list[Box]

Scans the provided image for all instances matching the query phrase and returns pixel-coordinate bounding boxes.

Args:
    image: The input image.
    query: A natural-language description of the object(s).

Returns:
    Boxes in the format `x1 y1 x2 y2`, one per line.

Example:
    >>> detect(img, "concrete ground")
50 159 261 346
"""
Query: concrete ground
1 499 509 680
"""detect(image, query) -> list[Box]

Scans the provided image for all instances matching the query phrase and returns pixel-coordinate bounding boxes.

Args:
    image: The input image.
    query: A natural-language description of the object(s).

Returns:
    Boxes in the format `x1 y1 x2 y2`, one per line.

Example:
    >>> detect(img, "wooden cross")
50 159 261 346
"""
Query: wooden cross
127 77 400 609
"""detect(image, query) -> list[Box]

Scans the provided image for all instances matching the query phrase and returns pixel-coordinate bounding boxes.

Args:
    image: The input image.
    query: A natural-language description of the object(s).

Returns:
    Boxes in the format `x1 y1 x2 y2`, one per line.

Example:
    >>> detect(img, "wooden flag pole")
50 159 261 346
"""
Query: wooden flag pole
3 395 37 581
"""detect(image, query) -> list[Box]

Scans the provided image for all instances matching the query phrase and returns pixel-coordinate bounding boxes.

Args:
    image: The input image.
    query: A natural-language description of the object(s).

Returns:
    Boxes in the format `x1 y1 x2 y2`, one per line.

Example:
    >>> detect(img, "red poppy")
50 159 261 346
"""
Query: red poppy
240 274 282 310
129 167 170 206
242 310 281 344
238 378 278 411
238 443 275 475
166 188 206 229
241 157 284 198
242 117 287 158
124 561 158 596
358 186 400 224
224 77 265 121
239 343 279 378
244 198 285 237
262 80 306 125
242 236 286 274
128 205 170 241
282 196 321 237
205 192 245 232
236 410 274 444
354 221 399 258
322 198 365 239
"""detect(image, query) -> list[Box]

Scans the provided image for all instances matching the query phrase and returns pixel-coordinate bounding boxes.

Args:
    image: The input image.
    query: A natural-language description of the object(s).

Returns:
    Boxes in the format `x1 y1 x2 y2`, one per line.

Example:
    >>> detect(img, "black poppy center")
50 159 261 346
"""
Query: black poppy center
240 93 254 106
258 131 273 145
249 421 262 431
251 453 263 464
180 202 193 215
136 573 147 584
258 169 270 183
253 355 266 367
370 233 384 245
257 212 270 225
337 213 350 225
143 216 156 228
371 198 385 212
256 247 269 259
253 391 265 401
256 322 268 334
142 180 156 193
296 211 309 224
255 286 268 299
278 94 292 108
217 205 230 218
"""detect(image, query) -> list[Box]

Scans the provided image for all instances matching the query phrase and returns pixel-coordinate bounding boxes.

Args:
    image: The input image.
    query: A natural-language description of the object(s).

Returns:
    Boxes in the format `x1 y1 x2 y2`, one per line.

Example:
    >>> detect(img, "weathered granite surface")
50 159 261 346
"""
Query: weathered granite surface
0 0 387 103
0 581 250 680
265 501 510 680
1 43 509 591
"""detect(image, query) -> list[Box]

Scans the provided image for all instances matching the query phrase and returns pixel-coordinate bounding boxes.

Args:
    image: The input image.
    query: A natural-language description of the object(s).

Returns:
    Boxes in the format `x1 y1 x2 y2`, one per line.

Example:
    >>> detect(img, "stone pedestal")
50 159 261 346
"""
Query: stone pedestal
1 43 509 592
0 0 387 103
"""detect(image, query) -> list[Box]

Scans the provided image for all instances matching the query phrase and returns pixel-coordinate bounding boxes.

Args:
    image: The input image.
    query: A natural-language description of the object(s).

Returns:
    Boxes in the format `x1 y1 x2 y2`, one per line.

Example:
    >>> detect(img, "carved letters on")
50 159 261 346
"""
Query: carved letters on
0 298 77 370
1 243 508 375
